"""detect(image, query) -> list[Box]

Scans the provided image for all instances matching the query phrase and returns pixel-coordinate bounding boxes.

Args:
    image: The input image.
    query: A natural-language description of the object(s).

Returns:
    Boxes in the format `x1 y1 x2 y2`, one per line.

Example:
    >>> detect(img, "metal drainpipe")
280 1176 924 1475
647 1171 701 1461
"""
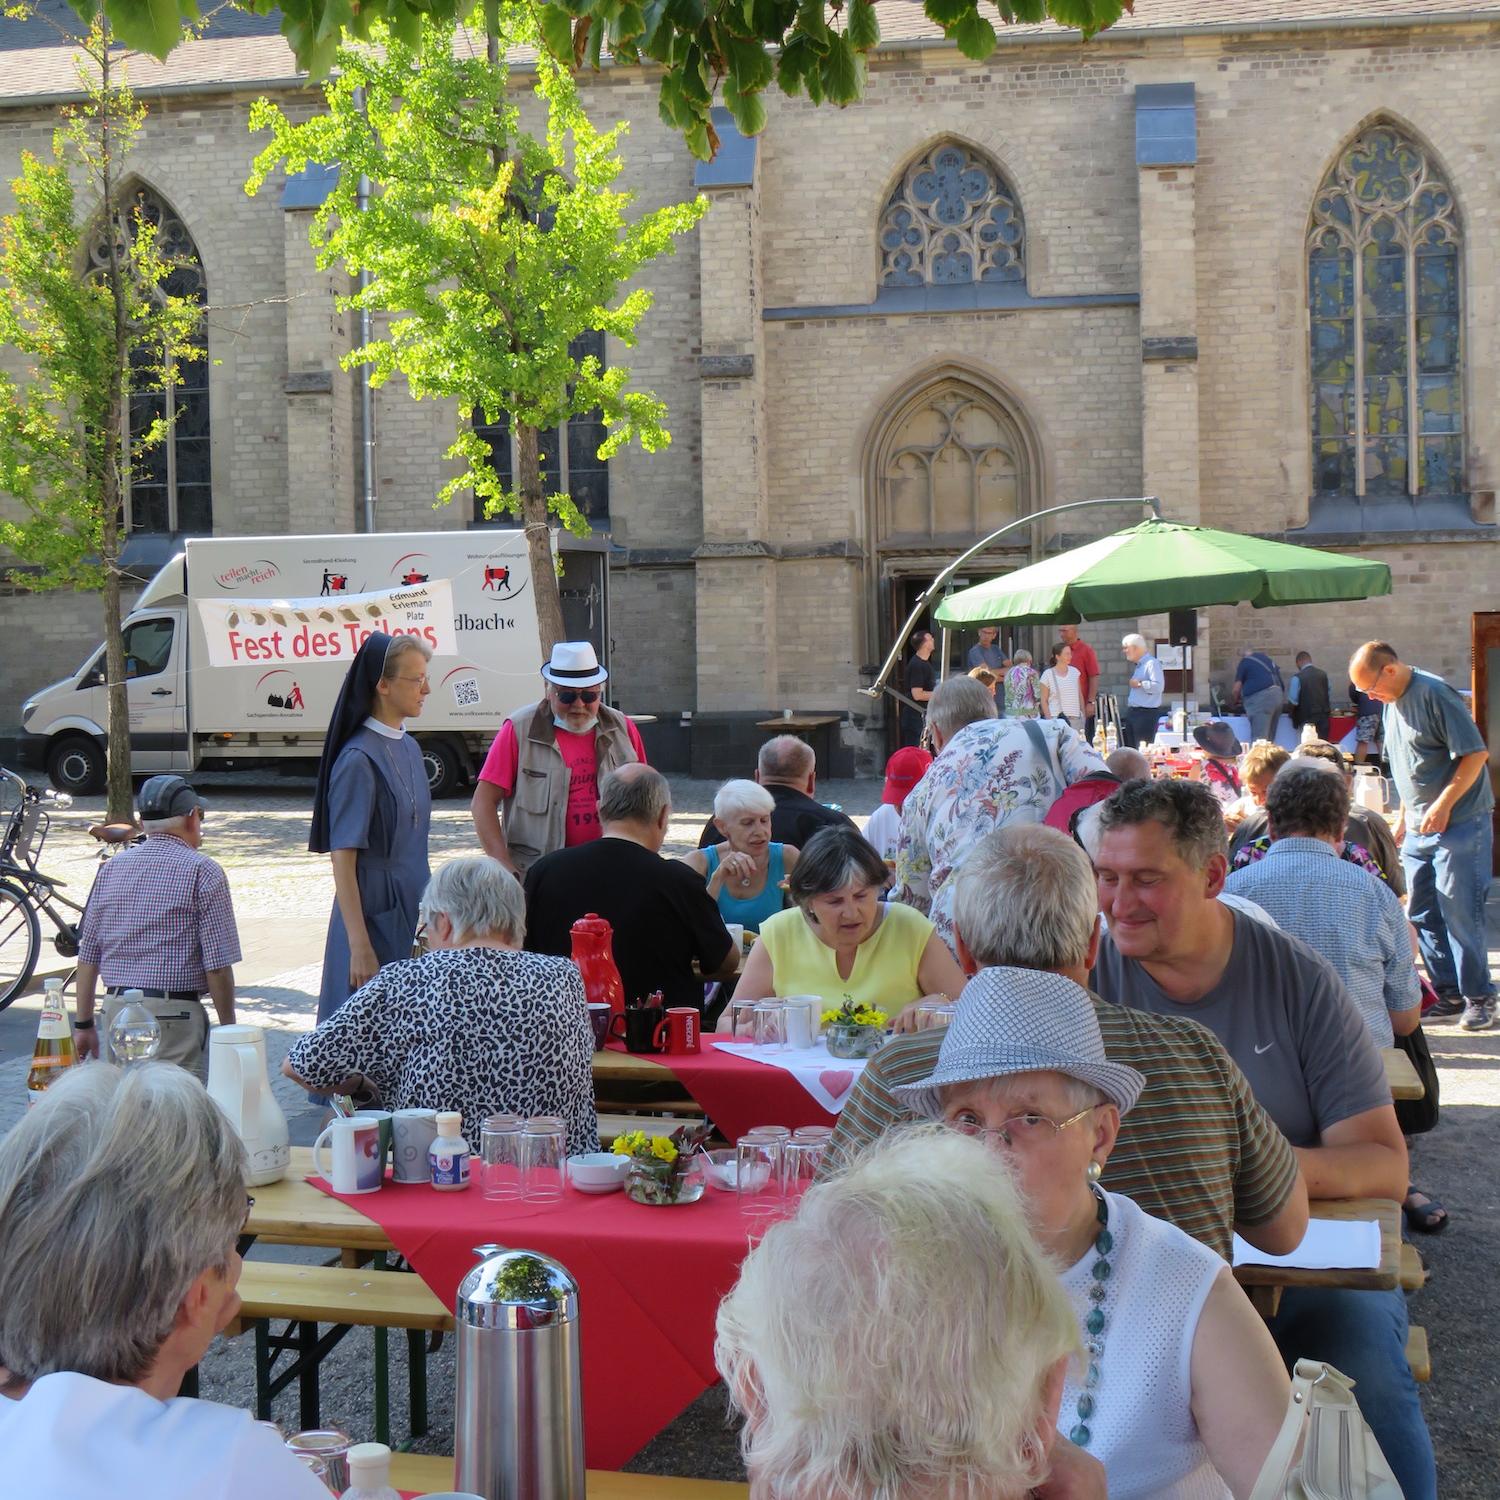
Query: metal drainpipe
355 87 376 535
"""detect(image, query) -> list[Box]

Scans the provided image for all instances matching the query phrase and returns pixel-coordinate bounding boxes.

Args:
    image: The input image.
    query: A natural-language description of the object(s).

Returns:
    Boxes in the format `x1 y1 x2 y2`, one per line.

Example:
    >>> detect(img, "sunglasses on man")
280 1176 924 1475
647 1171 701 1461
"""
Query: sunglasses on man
553 688 602 705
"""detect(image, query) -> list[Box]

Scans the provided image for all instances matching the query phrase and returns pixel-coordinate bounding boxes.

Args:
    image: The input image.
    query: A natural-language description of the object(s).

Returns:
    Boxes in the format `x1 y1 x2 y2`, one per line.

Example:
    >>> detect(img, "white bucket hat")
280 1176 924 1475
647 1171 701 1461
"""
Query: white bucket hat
541 641 608 688
891 967 1145 1119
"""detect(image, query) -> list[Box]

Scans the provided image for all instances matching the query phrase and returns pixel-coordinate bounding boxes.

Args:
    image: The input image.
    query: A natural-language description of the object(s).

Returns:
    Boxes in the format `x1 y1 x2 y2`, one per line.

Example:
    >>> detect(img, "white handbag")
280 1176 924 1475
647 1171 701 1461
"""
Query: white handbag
1250 1360 1405 1500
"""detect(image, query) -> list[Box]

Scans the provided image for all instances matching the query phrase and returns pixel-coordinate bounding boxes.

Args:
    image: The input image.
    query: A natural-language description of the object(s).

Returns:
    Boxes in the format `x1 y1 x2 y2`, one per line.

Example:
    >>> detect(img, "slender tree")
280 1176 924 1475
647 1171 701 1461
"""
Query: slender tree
247 3 706 648
0 16 202 817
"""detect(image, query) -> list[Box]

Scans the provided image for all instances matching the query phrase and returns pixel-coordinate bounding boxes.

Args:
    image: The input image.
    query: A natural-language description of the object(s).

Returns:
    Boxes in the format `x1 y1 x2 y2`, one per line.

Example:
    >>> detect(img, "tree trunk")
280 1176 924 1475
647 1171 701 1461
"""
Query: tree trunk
516 420 565 651
97 37 134 823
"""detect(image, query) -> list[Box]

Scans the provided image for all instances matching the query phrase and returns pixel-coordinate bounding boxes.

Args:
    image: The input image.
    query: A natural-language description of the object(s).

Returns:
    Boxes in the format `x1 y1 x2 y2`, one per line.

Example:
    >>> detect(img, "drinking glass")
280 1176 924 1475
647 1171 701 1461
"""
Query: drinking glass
914 1000 957 1031
735 1136 783 1218
743 1124 791 1197
480 1114 524 1202
286 1429 351 1493
108 999 161 1066
791 1125 833 1144
785 1138 826 1188
727 998 760 1041
520 1116 567 1203
752 1002 787 1050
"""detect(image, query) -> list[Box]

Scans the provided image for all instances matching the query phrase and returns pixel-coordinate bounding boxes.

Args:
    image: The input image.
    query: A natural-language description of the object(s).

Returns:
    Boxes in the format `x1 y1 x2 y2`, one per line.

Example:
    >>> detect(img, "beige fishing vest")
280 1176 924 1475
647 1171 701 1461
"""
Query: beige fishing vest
500 701 640 872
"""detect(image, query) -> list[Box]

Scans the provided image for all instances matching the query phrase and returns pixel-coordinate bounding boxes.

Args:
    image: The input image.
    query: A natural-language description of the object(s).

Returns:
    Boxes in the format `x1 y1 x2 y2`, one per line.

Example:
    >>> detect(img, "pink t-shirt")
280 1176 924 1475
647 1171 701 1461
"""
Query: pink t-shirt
478 713 648 847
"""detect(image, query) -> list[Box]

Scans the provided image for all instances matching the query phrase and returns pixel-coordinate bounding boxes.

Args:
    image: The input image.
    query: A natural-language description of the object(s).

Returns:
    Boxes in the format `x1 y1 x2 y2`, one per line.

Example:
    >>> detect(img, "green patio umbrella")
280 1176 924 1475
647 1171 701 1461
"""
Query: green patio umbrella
933 518 1392 626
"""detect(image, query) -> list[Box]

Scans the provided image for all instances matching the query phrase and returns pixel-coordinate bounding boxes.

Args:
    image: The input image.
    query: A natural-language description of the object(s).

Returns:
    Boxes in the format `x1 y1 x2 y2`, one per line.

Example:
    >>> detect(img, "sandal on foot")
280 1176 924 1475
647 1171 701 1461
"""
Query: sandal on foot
1403 1188 1449 1234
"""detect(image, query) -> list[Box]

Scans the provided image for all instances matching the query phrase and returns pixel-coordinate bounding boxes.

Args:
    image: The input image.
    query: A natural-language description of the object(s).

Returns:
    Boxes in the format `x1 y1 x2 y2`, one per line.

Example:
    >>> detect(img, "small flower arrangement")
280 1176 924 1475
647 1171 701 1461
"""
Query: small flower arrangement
819 1000 889 1030
821 1000 888 1060
613 1120 713 1205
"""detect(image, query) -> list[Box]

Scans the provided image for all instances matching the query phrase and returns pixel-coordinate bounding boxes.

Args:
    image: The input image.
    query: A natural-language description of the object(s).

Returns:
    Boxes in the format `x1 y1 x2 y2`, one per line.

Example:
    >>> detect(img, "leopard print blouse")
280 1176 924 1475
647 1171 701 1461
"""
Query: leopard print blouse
287 946 600 1153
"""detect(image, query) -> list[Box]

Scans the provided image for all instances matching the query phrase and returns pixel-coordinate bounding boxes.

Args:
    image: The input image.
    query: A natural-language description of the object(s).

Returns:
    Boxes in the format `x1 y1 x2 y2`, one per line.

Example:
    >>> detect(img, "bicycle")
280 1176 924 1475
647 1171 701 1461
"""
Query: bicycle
0 767 140 1011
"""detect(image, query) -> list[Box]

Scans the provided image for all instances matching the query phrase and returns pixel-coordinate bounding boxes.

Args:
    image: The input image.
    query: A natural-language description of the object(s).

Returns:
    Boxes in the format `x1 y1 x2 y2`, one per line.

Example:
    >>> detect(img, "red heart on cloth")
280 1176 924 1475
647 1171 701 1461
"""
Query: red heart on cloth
819 1069 855 1101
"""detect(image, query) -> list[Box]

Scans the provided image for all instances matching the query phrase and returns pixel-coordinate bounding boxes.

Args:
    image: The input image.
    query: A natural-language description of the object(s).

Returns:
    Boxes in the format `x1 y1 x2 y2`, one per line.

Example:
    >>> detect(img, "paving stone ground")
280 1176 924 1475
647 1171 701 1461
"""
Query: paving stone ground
0 773 1495 1490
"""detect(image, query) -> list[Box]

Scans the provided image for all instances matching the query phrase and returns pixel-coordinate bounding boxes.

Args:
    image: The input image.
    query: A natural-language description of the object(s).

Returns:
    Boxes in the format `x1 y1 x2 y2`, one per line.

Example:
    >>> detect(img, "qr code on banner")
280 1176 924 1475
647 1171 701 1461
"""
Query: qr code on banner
452 676 481 708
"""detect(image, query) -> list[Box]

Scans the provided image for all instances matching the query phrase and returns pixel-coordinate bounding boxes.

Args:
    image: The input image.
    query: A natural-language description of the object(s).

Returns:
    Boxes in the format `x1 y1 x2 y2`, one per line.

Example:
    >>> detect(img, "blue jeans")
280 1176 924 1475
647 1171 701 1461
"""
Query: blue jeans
1402 814 1496 1000
1267 1287 1435 1500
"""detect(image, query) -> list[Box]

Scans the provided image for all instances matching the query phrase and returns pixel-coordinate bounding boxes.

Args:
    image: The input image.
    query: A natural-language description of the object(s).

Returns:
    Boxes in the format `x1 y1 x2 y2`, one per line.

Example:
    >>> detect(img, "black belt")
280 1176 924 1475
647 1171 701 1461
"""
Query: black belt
106 986 202 1001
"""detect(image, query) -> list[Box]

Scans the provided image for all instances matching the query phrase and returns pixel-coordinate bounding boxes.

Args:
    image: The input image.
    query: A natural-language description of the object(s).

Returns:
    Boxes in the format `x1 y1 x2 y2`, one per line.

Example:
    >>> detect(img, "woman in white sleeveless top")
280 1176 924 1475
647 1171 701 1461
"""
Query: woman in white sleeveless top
895 965 1290 1500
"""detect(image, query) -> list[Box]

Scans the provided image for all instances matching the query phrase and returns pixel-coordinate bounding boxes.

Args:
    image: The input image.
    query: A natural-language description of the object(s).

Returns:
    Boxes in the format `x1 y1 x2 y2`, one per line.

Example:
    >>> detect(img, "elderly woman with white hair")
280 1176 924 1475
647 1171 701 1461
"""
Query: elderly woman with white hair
716 1127 1105 1500
891 972 1289 1500
725 824 965 1025
285 854 599 1152
0 1064 329 1498
678 778 800 932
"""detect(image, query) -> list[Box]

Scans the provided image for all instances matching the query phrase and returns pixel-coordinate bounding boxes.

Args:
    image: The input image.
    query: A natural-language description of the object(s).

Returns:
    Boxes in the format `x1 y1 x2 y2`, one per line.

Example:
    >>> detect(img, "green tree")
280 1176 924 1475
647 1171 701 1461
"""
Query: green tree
0 17 202 817
87 0 1131 159
246 4 706 647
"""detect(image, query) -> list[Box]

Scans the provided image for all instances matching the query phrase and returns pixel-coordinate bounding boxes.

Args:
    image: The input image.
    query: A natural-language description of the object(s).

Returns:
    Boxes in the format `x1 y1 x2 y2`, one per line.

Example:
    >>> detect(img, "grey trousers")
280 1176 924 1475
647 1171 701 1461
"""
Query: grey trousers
101 991 210 1080
1243 684 1284 745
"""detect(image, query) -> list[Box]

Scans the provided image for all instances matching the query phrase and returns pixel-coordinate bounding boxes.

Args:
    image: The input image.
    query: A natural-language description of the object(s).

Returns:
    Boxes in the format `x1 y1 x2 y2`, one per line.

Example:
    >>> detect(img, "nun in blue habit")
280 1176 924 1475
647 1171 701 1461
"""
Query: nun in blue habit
310 630 434 1023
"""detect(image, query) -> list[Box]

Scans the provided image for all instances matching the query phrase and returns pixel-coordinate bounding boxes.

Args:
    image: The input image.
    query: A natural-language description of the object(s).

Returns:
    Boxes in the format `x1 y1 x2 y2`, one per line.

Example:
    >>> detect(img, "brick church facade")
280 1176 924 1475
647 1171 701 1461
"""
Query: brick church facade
1 0 1496 772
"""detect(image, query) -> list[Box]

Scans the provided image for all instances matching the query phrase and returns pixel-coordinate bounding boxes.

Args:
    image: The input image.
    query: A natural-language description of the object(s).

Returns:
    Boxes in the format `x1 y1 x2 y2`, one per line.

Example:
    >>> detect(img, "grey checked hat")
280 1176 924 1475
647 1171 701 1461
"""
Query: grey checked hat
137 775 204 820
890 967 1145 1120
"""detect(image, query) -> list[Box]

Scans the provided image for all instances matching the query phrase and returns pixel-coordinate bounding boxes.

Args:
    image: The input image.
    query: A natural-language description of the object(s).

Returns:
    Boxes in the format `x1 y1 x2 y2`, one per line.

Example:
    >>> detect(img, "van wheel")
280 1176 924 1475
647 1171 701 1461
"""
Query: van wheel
47 735 106 796
419 738 464 799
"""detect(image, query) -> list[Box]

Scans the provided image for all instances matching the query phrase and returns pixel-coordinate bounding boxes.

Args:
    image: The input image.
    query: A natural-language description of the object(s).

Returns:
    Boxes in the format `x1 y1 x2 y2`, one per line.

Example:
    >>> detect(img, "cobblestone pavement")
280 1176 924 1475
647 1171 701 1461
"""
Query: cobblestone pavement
0 775 1495 1491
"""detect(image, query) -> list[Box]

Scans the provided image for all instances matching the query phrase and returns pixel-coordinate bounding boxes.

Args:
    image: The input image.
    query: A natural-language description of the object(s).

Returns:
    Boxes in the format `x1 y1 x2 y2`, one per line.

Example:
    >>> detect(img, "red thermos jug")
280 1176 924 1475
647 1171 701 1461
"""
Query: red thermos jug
570 913 626 1021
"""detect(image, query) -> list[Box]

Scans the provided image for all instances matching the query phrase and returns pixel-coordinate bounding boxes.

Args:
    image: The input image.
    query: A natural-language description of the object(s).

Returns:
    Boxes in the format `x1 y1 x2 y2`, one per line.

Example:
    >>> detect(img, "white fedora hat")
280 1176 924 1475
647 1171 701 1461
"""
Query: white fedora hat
541 641 608 688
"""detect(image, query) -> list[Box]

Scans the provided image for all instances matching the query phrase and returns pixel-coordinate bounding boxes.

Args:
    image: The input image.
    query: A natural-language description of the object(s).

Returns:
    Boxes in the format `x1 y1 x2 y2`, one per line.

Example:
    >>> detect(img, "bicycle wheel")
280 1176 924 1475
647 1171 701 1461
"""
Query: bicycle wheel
0 881 41 1013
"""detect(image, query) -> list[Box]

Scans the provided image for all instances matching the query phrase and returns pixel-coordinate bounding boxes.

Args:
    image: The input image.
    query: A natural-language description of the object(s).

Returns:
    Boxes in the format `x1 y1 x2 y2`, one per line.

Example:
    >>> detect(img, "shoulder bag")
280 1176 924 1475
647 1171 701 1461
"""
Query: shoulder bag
1393 1021 1440 1135
1249 1360 1404 1500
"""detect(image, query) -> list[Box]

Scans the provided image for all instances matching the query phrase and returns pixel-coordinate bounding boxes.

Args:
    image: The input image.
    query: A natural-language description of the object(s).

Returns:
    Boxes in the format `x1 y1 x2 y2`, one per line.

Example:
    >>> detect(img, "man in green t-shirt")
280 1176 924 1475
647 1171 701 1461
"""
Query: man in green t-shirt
1350 641 1495 1031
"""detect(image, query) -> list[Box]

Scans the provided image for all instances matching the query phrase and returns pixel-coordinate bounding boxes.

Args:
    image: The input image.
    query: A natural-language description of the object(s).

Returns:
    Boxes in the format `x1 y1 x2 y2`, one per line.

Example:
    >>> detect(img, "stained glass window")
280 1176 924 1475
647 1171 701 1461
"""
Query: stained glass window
89 187 211 535
473 330 609 525
1307 126 1462 501
879 143 1024 288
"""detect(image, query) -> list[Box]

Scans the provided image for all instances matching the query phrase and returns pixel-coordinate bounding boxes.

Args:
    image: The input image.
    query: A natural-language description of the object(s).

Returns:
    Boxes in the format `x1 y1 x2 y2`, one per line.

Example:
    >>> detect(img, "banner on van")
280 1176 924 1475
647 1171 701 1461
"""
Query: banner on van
195 580 457 669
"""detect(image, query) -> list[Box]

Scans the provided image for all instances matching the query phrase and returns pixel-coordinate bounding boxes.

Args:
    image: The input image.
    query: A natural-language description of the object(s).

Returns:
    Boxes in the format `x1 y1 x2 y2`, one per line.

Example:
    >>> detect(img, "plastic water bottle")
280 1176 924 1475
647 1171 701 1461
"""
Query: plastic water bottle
339 1442 400 1500
108 990 161 1066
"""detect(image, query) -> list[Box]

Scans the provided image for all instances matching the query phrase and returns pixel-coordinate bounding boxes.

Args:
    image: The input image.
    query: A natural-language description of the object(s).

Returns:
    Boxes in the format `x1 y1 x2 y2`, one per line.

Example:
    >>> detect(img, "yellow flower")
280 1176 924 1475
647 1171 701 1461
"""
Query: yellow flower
612 1130 648 1157
650 1136 679 1164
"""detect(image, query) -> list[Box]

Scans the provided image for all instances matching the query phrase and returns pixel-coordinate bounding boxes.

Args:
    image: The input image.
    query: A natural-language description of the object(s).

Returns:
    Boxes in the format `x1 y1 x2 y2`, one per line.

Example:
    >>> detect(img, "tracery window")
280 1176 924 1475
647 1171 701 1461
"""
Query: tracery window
89 187 211 535
1307 125 1463 501
879 143 1024 288
473 330 609 526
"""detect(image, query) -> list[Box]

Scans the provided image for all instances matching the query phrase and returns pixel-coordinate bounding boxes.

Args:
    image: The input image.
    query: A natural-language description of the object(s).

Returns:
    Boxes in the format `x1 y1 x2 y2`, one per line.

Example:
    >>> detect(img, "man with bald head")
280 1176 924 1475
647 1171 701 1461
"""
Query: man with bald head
1350 640 1494 1029
525 764 738 1009
699 734 856 851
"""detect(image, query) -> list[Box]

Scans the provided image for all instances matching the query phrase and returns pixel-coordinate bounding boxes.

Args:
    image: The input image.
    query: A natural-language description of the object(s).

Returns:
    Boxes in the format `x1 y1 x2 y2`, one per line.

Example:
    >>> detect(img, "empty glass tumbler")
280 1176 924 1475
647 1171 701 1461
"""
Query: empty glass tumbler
520 1117 567 1203
752 1002 787 1050
480 1114 524 1202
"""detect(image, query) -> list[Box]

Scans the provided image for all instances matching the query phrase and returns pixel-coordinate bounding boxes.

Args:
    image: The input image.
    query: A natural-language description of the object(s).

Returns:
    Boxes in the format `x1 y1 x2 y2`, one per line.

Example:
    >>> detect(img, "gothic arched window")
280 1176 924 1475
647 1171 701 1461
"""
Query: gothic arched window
1307 125 1463 502
879 143 1024 288
89 187 211 534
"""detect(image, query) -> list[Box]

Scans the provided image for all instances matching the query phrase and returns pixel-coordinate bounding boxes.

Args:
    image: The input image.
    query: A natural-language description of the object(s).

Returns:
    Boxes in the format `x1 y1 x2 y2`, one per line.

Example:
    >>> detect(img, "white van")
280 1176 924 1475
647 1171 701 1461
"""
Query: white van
18 531 550 797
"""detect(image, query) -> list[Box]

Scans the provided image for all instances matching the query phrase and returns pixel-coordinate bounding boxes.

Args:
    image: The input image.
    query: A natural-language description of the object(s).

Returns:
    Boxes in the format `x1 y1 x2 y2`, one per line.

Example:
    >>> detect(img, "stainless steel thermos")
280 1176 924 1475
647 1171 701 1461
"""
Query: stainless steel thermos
454 1244 586 1500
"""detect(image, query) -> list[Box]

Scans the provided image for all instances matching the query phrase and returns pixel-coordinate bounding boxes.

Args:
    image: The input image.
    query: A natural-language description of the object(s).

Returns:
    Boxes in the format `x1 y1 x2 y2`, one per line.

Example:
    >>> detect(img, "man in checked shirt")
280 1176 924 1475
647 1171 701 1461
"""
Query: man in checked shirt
74 776 240 1079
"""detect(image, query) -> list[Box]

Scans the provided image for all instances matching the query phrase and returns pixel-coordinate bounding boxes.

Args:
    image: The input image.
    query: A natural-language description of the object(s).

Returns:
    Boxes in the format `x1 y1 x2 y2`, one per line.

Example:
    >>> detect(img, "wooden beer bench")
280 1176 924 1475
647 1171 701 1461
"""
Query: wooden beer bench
389 1452 750 1496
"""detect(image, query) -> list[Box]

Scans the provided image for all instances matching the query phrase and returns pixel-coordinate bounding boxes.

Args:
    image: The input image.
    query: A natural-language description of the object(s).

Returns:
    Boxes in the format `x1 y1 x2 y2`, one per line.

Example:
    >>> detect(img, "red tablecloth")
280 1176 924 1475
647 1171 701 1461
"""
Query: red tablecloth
313 1173 776 1469
614 1039 840 1142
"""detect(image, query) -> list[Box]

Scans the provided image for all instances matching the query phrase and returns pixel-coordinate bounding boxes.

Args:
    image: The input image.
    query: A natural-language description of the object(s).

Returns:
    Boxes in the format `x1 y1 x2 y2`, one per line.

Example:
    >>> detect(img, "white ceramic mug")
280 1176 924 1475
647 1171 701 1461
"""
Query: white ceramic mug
391 1108 440 1184
313 1117 383 1194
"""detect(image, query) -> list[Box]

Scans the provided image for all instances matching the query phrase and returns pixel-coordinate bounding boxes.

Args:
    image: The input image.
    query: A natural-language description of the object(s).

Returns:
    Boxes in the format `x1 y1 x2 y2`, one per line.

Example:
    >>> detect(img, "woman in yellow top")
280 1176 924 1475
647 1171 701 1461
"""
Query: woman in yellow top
724 825 965 1026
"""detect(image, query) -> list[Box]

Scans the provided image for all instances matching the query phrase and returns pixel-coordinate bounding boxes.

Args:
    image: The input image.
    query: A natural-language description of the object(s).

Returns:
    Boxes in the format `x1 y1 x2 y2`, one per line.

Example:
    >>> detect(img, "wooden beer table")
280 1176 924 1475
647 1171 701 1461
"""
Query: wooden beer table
389 1452 747 1497
1382 1046 1424 1101
1235 1197 1402 1318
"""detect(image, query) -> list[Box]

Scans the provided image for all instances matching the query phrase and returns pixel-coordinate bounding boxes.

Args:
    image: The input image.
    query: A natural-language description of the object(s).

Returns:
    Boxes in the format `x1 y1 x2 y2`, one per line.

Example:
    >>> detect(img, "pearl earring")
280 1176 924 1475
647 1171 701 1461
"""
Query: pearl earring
1086 1160 1103 1184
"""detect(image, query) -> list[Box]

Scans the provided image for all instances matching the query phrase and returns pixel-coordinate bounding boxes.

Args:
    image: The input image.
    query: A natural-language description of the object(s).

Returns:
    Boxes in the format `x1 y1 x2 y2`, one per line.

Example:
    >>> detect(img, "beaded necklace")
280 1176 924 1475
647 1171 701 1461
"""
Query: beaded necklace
1070 1185 1114 1449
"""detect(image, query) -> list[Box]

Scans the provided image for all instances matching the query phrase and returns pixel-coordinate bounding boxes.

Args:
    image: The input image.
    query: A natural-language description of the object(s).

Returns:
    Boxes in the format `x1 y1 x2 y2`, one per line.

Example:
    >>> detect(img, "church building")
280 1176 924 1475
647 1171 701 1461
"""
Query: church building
1 0 1496 774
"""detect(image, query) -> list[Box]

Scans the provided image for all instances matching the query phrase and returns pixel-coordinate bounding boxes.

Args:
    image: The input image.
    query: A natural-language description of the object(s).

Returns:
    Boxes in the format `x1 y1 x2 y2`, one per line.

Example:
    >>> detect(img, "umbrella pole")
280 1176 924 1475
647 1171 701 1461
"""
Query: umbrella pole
863 496 1161 704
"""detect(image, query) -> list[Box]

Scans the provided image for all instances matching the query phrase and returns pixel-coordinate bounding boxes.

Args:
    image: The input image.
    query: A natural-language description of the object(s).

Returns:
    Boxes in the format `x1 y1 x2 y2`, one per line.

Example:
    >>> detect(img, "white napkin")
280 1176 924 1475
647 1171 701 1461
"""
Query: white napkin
711 1039 869 1115
1232 1217 1381 1271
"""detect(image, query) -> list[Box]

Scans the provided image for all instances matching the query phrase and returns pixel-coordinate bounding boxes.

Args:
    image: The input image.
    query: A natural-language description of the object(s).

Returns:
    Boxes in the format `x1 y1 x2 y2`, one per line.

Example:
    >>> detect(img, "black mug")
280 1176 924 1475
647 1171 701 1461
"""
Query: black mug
611 1005 665 1054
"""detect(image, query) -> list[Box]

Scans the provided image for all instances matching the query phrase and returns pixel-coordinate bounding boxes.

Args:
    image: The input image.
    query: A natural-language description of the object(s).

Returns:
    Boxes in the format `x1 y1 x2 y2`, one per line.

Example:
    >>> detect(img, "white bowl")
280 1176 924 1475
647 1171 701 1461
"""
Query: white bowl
568 1152 631 1192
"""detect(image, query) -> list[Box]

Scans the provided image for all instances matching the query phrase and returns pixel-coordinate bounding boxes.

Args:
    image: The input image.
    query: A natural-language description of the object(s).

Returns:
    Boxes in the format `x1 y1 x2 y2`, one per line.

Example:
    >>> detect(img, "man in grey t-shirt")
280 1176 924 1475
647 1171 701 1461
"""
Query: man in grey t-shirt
1351 640 1495 1031
1087 778 1433 1500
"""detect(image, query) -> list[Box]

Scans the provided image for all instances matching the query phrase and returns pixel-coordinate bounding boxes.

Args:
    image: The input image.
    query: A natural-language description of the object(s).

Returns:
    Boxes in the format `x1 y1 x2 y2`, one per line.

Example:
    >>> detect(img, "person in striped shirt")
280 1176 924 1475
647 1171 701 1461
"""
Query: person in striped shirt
818 823 1309 1262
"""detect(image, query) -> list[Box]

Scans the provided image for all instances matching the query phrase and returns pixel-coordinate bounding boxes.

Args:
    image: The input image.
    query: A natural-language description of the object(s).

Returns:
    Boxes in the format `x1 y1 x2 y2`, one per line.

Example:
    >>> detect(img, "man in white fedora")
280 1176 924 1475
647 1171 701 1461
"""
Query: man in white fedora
471 641 646 875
